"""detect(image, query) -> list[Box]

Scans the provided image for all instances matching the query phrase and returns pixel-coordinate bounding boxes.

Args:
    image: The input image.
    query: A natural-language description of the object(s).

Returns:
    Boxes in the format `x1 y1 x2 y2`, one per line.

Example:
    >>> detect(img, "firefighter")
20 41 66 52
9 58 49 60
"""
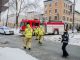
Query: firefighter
38 26 45 45
23 24 33 50
34 26 38 40
61 30 69 57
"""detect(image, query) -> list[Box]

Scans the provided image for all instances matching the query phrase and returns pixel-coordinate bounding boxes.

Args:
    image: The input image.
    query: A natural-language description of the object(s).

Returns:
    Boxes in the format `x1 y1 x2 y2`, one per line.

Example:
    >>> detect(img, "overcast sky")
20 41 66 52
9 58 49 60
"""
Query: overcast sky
1 0 80 21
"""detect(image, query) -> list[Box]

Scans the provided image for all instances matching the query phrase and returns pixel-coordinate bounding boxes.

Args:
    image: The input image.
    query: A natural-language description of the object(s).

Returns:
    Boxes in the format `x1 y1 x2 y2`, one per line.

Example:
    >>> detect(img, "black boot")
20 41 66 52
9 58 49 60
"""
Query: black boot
39 41 42 45
24 46 26 49
28 48 31 50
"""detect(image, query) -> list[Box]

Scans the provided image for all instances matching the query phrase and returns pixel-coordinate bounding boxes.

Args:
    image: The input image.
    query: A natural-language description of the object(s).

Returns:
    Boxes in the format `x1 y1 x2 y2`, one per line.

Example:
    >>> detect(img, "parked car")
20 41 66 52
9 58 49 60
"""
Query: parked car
0 26 14 35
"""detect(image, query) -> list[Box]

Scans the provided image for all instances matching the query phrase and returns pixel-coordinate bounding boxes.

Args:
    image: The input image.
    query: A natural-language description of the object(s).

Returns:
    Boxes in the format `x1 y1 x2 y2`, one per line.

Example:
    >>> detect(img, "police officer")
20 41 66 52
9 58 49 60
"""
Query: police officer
38 26 45 45
61 30 69 57
23 24 33 50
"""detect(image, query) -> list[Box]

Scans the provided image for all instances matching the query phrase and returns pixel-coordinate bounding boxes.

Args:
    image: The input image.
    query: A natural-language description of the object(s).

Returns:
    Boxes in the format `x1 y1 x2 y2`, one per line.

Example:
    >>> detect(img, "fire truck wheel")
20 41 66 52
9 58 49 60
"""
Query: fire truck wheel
53 30 59 35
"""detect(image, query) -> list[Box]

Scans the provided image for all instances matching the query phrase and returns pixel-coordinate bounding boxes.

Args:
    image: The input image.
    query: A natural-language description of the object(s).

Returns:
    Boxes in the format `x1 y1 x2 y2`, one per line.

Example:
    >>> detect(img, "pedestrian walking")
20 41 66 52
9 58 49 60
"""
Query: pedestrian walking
23 24 33 50
61 30 69 58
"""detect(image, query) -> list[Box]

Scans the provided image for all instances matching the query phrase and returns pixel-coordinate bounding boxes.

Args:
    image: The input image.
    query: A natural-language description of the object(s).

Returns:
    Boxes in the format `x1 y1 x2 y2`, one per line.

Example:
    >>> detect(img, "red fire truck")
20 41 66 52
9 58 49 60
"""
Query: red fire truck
43 21 67 35
20 19 40 34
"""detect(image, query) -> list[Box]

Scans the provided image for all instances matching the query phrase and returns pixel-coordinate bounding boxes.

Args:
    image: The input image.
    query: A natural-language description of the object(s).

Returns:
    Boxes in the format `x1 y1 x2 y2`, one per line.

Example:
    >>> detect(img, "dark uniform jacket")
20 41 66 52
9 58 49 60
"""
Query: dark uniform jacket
62 32 69 43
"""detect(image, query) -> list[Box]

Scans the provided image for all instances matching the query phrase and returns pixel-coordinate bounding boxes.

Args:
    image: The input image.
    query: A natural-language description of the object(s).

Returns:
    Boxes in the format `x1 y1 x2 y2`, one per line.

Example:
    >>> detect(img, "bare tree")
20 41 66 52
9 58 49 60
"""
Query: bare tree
8 0 43 27
8 0 26 27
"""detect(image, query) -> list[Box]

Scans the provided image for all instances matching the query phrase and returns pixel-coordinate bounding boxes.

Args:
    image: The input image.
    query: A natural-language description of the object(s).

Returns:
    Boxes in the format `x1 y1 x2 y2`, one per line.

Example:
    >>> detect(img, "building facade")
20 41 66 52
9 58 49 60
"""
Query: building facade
75 11 80 28
44 0 74 29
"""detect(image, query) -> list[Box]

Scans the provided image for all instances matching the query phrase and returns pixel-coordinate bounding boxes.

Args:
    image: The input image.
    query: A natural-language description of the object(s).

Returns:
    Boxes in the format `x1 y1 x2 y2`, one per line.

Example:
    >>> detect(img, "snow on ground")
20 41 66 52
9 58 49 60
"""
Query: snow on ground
44 33 80 46
0 47 38 60
12 28 80 46
12 28 22 35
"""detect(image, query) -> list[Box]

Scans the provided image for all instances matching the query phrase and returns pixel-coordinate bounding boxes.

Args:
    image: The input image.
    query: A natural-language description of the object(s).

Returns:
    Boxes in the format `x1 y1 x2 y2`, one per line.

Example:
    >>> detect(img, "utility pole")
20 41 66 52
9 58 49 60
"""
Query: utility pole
72 0 75 33
16 0 18 27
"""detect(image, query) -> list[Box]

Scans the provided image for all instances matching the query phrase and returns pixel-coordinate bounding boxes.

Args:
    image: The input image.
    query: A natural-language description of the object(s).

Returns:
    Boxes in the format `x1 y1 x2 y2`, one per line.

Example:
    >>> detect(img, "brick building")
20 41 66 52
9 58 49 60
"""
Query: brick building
44 0 74 29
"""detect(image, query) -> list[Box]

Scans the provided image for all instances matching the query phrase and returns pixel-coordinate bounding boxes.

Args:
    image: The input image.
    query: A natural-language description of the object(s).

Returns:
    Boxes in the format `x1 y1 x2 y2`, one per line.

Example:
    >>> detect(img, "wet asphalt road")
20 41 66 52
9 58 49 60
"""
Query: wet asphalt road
0 34 80 60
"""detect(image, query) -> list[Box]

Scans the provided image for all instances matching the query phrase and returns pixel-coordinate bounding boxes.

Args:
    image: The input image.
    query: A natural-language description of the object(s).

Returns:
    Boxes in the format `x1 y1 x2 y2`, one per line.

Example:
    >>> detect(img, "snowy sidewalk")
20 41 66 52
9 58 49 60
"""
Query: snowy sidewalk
44 33 80 46
0 47 38 60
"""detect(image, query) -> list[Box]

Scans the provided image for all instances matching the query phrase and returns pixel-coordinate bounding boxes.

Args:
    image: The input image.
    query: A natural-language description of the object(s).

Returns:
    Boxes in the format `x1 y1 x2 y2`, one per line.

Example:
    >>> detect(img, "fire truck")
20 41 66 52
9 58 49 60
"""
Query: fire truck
43 21 67 35
20 19 67 35
20 19 40 34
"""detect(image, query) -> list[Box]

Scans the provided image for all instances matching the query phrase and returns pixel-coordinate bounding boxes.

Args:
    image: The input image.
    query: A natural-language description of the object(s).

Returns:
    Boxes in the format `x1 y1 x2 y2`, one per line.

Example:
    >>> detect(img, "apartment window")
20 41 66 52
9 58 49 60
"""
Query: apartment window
45 5 47 8
68 5 70 9
55 9 58 13
70 18 72 22
49 16 51 21
45 11 47 14
66 4 67 8
67 17 69 21
49 10 52 14
68 11 70 15
54 16 58 20
64 3 65 7
66 10 68 14
55 2 58 6
63 16 65 20
49 3 51 7
64 9 65 13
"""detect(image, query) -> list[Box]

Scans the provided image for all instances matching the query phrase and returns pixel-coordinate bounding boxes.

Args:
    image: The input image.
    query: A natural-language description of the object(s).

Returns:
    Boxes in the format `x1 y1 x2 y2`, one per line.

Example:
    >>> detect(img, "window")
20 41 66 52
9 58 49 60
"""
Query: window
64 3 65 7
49 3 51 7
49 16 51 20
45 11 47 14
20 22 24 27
54 16 57 20
55 9 58 13
70 18 72 22
67 17 69 21
64 9 65 13
66 10 67 14
49 10 52 14
55 2 58 6
32 23 39 26
63 16 65 20
68 5 70 9
45 5 47 8
66 4 67 8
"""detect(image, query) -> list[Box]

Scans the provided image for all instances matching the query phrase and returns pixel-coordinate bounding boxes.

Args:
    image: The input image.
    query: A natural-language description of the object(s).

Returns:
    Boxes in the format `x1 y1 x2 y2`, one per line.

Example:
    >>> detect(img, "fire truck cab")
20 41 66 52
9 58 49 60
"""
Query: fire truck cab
20 19 40 34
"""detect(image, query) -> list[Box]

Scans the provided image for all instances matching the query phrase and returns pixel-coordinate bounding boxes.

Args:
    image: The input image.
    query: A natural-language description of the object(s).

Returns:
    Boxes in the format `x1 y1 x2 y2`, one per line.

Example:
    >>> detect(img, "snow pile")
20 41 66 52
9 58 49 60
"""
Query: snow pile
12 28 22 35
69 34 80 46
44 35 61 42
44 33 80 46
0 47 38 60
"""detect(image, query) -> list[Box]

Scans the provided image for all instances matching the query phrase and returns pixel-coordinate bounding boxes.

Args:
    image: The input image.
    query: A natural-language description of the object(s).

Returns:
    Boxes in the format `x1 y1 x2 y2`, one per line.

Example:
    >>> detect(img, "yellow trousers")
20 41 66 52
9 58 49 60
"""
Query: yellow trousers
35 33 38 40
23 37 32 48
38 35 44 43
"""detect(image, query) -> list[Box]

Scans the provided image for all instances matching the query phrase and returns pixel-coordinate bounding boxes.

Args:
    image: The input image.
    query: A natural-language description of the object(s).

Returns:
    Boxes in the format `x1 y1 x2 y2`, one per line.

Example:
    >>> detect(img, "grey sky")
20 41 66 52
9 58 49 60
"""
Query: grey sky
70 0 80 12
1 0 80 20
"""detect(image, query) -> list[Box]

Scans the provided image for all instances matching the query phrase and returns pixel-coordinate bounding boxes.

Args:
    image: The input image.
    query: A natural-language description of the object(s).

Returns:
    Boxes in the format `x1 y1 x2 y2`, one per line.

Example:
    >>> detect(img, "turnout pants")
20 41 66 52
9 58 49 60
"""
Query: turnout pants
23 37 32 49
38 35 44 44
62 43 69 57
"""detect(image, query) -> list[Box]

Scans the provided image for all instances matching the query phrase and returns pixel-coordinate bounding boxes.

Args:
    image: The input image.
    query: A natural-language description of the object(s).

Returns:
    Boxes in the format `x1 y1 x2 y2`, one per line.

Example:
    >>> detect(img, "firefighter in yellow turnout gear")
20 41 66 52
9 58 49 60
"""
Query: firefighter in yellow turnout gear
37 26 45 45
34 27 39 40
23 24 33 50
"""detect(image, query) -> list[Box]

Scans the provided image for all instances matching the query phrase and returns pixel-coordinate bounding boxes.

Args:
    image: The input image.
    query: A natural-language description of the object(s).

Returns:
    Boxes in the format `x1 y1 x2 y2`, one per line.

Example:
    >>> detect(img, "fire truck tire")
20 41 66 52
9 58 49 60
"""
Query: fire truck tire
53 30 59 35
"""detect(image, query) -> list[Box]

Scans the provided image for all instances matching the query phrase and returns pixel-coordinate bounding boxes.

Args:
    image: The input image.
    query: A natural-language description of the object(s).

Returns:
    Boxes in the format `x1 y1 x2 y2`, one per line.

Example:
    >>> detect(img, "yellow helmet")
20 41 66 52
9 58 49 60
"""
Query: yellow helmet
27 24 30 28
